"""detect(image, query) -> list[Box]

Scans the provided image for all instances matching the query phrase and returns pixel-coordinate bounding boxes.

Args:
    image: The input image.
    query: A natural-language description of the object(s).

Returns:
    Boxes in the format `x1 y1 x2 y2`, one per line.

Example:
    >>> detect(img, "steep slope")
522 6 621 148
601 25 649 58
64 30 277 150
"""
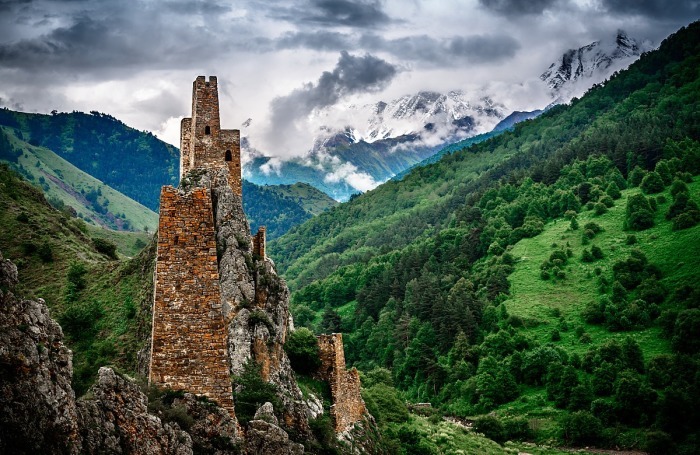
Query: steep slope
264 182 338 216
0 126 157 232
270 21 700 451
0 109 179 211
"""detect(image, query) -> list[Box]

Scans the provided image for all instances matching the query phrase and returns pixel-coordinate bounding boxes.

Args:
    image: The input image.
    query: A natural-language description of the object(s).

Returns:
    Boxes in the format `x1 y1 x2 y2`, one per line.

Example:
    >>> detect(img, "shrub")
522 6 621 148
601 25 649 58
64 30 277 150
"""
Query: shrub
37 241 53 262
625 234 637 245
16 212 29 223
551 329 561 341
284 327 320 374
606 182 622 199
560 411 603 446
627 166 646 187
640 171 665 194
593 202 608 215
583 222 603 234
362 383 409 424
591 245 604 260
92 237 118 259
644 431 674 455
625 194 655 230
58 300 103 341
581 249 594 263
232 359 281 425
473 415 506 444
503 417 532 441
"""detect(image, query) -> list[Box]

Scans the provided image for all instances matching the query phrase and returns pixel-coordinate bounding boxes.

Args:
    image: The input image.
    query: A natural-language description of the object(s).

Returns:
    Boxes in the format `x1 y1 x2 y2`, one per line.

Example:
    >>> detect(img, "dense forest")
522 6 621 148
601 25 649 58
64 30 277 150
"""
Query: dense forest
271 22 700 453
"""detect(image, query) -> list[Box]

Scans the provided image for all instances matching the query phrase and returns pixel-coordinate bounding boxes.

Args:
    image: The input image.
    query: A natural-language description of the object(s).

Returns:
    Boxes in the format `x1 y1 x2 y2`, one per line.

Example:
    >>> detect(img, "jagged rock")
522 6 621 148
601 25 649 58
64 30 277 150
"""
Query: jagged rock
171 393 242 454
206 169 312 438
77 367 192 454
245 404 304 455
0 251 80 454
253 402 278 425
303 393 324 420
0 251 18 289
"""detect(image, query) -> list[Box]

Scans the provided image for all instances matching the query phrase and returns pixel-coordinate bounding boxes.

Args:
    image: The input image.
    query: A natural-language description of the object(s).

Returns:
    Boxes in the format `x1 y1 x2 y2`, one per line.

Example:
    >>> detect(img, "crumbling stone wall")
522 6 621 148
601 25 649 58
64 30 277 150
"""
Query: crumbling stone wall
317 334 367 433
253 226 266 258
180 76 242 195
149 186 235 416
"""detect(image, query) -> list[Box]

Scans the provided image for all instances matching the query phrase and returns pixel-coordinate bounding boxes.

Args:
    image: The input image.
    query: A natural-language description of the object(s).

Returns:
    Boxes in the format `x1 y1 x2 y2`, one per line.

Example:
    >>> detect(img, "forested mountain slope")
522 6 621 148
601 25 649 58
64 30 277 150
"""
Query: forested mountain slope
270 22 700 452
0 125 158 232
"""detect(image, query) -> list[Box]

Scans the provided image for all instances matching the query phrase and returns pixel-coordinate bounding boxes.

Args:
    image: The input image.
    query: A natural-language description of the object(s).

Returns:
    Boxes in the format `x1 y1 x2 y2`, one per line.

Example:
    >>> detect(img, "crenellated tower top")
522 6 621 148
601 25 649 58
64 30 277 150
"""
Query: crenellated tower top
180 75 242 195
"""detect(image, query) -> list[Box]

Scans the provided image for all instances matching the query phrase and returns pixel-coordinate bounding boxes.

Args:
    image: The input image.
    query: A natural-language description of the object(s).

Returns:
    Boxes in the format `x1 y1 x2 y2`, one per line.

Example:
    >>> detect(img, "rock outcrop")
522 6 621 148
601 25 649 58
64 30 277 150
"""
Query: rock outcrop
77 368 192 454
0 251 80 454
245 403 304 455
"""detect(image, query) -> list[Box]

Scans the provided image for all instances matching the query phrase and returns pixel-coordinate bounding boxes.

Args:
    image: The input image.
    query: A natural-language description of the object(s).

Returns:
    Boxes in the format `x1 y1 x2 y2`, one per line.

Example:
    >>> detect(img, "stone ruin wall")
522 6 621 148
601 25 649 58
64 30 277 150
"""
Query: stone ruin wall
149 186 235 417
253 226 266 259
317 333 367 433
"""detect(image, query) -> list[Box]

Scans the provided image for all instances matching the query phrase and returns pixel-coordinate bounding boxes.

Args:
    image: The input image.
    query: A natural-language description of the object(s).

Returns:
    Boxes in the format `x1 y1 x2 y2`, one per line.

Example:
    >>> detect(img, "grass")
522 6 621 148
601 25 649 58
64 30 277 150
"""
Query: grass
1 165 154 394
504 178 700 356
3 126 157 232
394 414 599 455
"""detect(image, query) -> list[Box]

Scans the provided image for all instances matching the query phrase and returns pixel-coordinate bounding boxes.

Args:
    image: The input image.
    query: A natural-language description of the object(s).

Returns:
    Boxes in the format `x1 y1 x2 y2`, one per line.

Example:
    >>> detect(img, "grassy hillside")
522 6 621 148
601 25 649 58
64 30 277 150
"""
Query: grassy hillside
242 180 338 240
0 164 154 394
271 22 700 452
0 109 178 211
1 126 157 232
265 182 338 215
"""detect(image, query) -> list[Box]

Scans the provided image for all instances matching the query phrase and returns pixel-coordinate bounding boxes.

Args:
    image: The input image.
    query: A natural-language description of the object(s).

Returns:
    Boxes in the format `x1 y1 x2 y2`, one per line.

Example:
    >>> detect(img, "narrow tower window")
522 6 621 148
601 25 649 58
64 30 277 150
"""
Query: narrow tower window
205 125 211 135
225 150 232 162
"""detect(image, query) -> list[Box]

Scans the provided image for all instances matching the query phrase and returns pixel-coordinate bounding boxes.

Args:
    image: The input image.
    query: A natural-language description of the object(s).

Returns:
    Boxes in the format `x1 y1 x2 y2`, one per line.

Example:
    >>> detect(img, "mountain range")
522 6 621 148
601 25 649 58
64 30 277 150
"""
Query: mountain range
243 30 652 201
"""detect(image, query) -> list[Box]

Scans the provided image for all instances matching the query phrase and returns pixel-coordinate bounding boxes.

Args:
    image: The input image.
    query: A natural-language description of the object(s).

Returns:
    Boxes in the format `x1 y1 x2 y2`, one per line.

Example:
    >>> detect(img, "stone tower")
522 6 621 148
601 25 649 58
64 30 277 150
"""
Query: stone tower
149 76 240 417
180 75 242 195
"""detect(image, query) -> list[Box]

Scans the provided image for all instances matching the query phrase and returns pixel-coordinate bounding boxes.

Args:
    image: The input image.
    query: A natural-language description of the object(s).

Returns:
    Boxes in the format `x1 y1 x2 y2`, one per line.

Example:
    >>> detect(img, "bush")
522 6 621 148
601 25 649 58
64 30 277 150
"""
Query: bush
16 212 29 223
644 430 674 455
37 241 53 263
560 411 603 446
594 202 608 215
232 359 281 425
591 245 604 260
58 300 103 341
284 327 321 374
503 417 531 441
92 237 118 259
628 166 646 187
641 171 665 194
473 415 506 444
362 383 409 424
625 194 655 230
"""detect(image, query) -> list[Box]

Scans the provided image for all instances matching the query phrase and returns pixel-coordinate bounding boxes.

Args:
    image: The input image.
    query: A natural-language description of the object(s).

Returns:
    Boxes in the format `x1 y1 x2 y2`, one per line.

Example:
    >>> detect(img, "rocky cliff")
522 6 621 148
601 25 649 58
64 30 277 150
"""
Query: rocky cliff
0 249 307 454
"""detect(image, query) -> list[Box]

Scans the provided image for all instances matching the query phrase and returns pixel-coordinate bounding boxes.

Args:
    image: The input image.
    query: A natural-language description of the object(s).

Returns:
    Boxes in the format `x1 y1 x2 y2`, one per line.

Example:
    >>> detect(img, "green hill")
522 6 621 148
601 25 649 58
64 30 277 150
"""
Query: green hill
0 109 338 239
0 125 157 232
269 21 700 452
0 163 155 393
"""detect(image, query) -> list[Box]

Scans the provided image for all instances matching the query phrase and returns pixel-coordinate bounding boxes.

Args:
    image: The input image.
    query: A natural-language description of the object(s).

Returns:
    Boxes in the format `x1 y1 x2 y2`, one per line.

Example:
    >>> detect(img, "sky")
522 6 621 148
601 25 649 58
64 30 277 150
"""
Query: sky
0 0 697 158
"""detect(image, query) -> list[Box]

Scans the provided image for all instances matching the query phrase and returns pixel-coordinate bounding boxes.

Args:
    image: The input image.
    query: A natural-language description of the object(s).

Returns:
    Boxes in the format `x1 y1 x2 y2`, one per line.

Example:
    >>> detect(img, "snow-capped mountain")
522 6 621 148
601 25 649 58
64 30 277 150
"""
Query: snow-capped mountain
244 31 650 201
541 30 651 98
325 90 505 145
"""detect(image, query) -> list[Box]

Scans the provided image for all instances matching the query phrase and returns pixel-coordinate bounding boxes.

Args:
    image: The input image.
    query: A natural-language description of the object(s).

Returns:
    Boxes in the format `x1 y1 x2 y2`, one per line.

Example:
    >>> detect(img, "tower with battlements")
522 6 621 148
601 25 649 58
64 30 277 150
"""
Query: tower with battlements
180 76 242 195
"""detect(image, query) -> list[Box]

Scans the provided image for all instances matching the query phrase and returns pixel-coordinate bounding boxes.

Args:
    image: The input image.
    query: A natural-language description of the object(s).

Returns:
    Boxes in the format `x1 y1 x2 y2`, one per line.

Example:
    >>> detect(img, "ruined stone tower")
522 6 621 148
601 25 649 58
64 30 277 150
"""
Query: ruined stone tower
149 76 238 416
180 76 242 195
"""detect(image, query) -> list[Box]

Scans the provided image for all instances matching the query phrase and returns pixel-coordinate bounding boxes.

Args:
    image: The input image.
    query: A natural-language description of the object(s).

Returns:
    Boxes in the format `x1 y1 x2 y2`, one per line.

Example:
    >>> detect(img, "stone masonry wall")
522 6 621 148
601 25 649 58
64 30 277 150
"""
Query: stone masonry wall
180 76 242 196
149 185 235 416
317 334 367 433
253 226 266 259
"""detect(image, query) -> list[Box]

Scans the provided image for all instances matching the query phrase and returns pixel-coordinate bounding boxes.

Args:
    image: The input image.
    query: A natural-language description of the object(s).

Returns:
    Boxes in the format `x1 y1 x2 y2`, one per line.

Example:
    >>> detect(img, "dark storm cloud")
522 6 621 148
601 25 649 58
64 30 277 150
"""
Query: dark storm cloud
0 0 239 75
478 0 562 16
272 51 397 115
273 30 519 66
267 51 397 149
269 0 391 28
600 0 699 20
276 30 354 51
360 33 520 65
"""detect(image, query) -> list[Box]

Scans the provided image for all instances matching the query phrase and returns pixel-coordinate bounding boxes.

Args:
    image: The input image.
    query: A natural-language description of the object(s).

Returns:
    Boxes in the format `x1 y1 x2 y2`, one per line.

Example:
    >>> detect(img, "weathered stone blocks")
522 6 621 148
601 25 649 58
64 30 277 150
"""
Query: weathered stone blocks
317 334 367 433
149 186 235 417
